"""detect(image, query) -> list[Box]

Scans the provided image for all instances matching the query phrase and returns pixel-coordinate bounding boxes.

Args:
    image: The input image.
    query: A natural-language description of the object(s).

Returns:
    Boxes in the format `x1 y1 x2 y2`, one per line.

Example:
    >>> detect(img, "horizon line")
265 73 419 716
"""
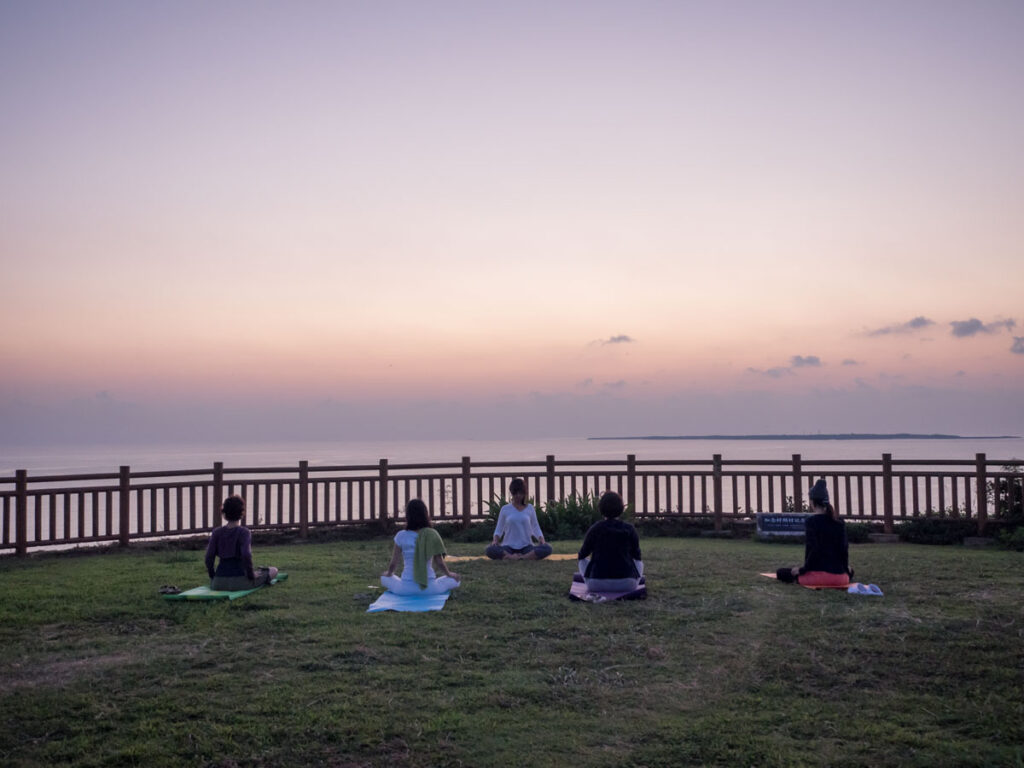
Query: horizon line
588 433 1021 441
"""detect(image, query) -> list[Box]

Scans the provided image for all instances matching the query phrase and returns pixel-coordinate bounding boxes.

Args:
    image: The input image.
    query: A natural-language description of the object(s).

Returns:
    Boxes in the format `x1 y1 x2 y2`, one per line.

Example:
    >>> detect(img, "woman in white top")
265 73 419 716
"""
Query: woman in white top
485 478 553 560
382 499 461 595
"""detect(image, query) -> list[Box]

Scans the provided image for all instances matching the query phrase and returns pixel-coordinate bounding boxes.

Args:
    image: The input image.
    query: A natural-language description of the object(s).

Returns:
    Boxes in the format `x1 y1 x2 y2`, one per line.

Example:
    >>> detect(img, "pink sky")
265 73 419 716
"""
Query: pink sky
2 1 1022 444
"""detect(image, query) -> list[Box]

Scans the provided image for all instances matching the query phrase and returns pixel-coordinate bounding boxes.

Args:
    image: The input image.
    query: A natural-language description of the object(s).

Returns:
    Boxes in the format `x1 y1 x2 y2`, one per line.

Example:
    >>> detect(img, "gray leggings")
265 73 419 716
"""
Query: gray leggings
485 543 553 560
578 557 644 592
211 567 274 591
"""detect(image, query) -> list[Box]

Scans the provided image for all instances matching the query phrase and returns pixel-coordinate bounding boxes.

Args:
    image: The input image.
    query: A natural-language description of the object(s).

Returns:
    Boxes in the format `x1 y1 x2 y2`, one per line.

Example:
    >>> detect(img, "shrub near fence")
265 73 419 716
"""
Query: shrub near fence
1 453 1022 554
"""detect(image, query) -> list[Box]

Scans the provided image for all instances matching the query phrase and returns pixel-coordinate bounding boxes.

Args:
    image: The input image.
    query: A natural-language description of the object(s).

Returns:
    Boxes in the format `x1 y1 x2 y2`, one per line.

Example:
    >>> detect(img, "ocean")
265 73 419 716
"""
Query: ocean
3 435 1021 551
3 435 1022 475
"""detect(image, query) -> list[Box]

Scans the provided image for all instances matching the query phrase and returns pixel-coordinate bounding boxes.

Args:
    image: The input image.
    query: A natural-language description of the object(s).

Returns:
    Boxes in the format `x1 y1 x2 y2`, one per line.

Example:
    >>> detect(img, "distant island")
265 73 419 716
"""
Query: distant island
588 433 1020 441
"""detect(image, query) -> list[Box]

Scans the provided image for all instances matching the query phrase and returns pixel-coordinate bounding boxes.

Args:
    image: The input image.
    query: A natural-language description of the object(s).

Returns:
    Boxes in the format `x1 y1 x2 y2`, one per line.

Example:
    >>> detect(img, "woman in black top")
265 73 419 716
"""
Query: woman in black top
777 478 852 587
578 491 643 592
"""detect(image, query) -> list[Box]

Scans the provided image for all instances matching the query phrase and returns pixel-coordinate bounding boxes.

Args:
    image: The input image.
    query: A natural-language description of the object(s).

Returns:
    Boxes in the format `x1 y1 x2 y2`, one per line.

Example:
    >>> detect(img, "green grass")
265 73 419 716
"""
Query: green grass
1 538 1022 767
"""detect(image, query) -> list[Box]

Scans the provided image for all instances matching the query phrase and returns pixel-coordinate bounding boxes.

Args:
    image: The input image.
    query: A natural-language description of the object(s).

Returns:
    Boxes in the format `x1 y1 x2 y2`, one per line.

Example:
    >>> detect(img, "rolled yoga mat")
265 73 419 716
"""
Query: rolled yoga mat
446 553 578 563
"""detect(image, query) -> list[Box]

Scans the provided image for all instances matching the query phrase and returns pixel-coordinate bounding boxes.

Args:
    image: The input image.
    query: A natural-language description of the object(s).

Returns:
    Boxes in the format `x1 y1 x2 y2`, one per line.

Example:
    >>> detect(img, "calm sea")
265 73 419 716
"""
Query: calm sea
2 436 1022 475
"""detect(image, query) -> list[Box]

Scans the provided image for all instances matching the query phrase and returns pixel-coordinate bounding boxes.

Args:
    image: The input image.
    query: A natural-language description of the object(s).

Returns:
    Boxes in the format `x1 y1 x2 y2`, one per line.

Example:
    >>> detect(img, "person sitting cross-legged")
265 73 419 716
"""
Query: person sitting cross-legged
205 495 278 591
381 499 461 596
485 478 553 561
776 478 853 588
577 490 643 592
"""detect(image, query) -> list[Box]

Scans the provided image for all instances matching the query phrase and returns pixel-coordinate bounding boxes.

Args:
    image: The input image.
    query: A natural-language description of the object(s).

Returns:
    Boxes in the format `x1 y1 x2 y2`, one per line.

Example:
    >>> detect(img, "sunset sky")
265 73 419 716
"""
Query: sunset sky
2 1 1022 444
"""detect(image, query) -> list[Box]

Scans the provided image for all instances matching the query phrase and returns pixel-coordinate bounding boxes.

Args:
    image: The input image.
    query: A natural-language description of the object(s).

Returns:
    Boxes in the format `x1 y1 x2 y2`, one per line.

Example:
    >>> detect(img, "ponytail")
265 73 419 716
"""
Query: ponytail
811 498 838 520
825 502 838 521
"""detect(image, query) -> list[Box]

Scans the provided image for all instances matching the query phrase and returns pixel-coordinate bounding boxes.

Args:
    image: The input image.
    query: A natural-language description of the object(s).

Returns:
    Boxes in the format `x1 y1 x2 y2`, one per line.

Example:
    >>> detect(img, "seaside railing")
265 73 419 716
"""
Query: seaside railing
1 453 1021 554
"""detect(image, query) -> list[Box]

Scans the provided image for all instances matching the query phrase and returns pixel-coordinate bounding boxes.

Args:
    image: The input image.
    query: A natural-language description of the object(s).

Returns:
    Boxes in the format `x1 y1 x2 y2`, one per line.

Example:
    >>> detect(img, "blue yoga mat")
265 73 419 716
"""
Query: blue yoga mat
367 590 451 613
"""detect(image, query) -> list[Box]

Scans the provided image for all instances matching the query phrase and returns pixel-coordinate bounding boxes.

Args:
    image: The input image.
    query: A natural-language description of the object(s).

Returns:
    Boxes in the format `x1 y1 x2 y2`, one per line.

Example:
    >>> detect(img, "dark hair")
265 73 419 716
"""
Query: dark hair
222 495 245 521
509 478 526 499
598 490 624 519
405 498 431 531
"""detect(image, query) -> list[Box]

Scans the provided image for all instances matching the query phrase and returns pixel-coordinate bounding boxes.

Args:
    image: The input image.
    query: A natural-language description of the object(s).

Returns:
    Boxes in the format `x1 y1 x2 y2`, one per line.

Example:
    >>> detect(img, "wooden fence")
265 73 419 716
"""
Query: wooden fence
1 453 1021 554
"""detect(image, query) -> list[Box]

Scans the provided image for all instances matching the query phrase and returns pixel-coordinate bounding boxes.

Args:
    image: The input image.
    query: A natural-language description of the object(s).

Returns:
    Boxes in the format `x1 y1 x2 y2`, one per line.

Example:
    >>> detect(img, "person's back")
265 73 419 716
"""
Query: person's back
392 529 435 582
206 524 252 576
803 512 849 575
579 517 641 580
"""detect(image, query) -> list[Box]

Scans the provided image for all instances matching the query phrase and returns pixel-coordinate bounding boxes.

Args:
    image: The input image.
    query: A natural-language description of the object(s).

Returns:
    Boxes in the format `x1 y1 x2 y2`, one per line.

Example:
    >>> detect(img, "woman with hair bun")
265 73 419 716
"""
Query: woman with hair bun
205 494 278 590
485 478 552 560
776 478 853 587
381 499 460 595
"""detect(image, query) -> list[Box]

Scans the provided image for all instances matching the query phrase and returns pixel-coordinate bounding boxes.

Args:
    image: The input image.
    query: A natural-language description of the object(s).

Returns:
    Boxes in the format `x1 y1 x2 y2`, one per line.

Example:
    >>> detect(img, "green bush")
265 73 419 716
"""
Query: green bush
484 495 509 523
536 493 614 540
782 496 810 514
845 522 874 544
634 515 716 538
996 526 1024 551
434 522 493 543
896 517 978 545
988 463 1023 526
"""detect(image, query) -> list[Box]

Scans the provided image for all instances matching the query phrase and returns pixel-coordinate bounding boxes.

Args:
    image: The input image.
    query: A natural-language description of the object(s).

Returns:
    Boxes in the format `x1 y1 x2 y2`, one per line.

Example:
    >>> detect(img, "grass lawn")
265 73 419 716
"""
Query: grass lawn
1 537 1022 767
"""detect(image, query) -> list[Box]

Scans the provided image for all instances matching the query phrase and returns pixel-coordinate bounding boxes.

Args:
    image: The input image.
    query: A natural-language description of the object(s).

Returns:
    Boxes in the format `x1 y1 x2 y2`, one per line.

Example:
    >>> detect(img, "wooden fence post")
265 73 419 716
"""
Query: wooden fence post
975 453 987 535
378 459 389 525
626 454 637 513
15 469 27 556
299 460 309 537
792 454 803 514
213 462 224 520
712 454 723 531
546 455 556 507
882 453 894 533
119 466 131 547
461 456 472 528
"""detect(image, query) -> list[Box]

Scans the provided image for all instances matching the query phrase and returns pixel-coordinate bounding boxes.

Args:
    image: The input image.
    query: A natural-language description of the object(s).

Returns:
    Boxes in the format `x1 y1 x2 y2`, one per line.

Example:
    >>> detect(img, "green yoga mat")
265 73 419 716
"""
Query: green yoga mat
163 573 288 601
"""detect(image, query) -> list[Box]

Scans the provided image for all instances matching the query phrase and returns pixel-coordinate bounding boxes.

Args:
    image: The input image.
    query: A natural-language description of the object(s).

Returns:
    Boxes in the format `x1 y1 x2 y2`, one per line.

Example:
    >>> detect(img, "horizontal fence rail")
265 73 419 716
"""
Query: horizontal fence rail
1 453 1021 554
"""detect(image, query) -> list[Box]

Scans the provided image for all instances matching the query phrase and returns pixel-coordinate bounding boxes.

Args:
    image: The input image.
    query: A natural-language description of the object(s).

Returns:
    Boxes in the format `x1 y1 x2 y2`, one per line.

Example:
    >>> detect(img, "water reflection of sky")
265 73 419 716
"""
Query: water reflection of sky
2 436 1021 476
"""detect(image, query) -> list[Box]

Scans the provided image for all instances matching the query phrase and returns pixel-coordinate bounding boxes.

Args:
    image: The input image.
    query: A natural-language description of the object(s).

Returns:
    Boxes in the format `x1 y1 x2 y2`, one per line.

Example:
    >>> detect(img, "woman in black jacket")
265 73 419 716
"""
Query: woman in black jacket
577 491 643 592
777 478 852 587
